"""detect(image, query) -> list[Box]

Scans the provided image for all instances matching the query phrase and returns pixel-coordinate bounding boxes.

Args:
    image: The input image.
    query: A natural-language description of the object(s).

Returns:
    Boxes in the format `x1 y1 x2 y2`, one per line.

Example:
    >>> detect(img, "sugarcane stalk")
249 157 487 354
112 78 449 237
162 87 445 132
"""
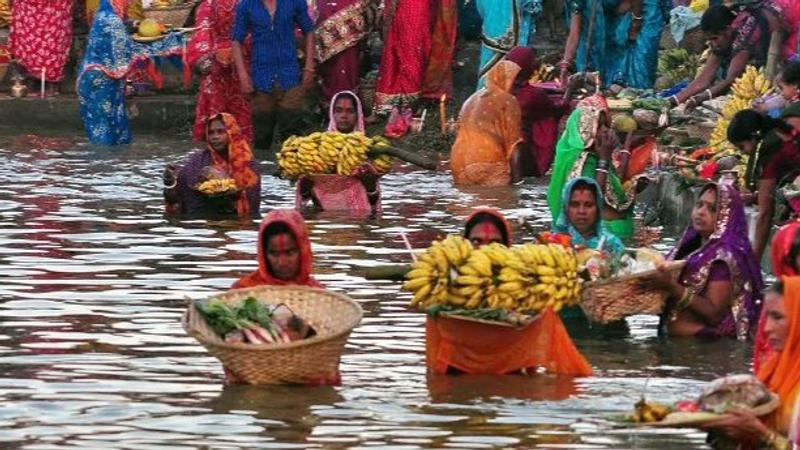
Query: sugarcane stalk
368 145 438 171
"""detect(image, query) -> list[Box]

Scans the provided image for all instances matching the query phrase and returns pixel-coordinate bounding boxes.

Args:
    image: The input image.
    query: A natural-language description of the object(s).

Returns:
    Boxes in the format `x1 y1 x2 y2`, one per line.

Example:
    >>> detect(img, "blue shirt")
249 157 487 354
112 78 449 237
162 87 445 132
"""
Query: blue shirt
232 0 314 93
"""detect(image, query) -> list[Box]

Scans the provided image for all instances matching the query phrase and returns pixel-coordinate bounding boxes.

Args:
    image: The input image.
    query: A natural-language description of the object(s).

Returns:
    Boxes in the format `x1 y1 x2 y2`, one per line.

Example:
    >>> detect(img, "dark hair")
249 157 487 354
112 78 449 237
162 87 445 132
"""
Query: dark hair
333 92 360 111
768 280 784 296
701 6 735 34
570 179 599 198
785 226 800 274
727 109 795 144
464 213 510 246
780 61 800 86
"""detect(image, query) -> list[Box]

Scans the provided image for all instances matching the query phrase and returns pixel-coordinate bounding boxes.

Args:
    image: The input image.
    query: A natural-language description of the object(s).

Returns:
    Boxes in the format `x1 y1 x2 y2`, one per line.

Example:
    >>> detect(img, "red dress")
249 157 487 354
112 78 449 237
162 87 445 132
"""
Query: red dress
9 0 73 82
186 0 253 143
374 0 432 109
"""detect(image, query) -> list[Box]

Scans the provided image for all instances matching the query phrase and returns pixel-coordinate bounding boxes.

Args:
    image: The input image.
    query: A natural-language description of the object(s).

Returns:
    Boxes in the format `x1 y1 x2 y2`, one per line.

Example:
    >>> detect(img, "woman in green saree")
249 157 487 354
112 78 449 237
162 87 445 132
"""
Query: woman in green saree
547 94 637 240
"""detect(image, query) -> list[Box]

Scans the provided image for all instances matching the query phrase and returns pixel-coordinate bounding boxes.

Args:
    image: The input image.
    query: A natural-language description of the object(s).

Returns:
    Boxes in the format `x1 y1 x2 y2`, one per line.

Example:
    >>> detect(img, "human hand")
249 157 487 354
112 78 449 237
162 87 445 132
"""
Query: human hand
684 96 699 113
239 74 254 96
700 410 770 445
163 163 179 188
595 130 615 160
559 65 571 87
638 264 677 294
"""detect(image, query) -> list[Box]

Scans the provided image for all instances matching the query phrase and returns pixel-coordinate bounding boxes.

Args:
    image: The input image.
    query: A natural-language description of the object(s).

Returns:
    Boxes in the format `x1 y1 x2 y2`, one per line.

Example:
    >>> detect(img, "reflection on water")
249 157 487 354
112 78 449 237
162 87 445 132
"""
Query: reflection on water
0 131 747 448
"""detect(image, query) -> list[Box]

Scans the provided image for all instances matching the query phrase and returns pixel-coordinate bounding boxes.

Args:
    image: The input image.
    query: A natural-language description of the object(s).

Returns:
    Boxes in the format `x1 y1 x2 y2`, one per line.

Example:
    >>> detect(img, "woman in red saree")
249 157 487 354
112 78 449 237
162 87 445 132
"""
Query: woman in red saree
374 0 432 110
186 0 252 143
504 46 572 177
421 0 457 100
9 0 73 95
232 209 322 289
315 0 379 102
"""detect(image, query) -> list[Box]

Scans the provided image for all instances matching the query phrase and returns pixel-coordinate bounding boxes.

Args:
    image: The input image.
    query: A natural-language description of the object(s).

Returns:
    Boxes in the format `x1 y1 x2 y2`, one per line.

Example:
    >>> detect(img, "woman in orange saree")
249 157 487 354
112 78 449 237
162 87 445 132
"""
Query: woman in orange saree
450 60 524 186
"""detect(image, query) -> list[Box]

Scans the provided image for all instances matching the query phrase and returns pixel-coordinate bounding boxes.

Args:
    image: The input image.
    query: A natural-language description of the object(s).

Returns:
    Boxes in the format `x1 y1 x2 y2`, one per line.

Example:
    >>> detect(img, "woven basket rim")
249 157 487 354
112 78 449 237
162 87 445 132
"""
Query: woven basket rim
584 260 686 287
144 2 196 12
182 285 363 351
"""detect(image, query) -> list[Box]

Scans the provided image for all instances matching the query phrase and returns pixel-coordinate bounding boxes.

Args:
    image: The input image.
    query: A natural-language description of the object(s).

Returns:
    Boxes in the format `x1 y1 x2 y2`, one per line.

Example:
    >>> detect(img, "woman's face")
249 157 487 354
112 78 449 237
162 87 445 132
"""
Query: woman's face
707 29 733 54
777 76 799 101
207 119 229 153
333 96 358 134
691 188 718 239
265 232 300 281
733 139 757 155
567 187 598 236
467 221 504 247
763 290 789 353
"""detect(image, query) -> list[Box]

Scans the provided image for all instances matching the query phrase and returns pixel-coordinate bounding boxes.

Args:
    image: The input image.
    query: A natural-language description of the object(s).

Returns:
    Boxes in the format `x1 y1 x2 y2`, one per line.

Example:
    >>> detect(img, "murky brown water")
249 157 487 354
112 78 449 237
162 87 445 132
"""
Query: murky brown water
0 131 751 449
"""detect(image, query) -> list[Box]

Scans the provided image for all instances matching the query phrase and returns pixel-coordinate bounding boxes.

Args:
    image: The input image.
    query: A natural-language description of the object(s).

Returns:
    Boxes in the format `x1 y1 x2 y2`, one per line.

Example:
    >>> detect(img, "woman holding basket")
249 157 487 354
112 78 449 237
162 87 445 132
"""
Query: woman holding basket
641 182 763 340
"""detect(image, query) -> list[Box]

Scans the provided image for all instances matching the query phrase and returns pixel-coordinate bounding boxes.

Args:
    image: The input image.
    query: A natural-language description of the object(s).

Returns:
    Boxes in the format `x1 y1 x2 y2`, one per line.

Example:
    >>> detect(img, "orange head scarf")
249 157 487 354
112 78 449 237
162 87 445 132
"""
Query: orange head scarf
463 208 513 246
484 60 520 96
206 113 259 217
754 221 800 372
757 276 800 434
232 209 322 289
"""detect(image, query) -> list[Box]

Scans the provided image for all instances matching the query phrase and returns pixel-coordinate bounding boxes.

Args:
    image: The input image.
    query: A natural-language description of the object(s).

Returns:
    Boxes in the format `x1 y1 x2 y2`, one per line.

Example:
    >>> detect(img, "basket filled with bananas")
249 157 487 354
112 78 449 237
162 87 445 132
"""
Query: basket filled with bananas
402 236 582 321
143 0 196 27
579 248 685 324
278 132 394 179
196 178 239 197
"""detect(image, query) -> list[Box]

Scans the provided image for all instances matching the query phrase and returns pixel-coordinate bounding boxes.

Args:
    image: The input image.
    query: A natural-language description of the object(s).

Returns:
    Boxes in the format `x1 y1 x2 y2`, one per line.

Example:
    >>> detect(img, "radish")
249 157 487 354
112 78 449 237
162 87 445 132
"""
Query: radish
250 326 275 344
242 328 263 344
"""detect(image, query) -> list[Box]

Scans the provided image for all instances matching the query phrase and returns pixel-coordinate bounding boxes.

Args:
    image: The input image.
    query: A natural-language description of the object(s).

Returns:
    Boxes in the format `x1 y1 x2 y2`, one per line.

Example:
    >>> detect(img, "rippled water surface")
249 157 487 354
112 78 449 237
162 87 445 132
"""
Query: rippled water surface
0 131 751 449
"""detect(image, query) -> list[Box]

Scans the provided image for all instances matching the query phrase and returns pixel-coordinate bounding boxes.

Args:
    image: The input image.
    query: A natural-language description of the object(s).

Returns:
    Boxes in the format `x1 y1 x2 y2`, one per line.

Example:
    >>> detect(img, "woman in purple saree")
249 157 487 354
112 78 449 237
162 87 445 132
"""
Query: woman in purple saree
644 182 763 340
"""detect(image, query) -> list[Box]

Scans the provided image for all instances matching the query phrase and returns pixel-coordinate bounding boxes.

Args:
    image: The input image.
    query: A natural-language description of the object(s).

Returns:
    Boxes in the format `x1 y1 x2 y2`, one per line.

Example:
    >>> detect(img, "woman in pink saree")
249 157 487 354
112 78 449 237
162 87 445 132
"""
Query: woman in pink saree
296 91 382 215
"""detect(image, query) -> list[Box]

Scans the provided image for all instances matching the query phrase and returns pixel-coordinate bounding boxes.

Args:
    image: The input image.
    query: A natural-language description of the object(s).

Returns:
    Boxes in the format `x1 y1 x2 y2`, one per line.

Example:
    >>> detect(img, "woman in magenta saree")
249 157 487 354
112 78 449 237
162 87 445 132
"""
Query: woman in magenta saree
656 182 764 340
186 0 253 143
315 0 379 102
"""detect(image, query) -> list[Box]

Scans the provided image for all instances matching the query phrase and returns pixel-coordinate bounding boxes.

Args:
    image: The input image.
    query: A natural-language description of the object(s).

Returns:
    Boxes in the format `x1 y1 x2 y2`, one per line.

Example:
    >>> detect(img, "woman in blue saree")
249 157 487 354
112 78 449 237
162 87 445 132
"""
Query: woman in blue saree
476 0 542 88
553 177 625 254
78 0 185 145
605 0 671 89
560 0 669 88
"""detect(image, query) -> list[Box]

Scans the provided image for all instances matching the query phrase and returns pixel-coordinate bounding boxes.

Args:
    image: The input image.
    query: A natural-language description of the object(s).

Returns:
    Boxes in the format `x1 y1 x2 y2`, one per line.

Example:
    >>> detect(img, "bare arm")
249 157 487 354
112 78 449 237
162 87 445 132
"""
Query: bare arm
232 41 253 95
675 53 721 104
560 13 582 81
753 178 776 260
677 278 734 326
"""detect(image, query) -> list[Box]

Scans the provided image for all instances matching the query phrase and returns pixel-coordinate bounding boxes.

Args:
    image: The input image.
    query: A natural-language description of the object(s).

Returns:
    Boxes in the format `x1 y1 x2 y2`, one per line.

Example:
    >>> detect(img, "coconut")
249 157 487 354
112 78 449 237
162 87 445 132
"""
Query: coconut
138 19 162 38
612 114 638 133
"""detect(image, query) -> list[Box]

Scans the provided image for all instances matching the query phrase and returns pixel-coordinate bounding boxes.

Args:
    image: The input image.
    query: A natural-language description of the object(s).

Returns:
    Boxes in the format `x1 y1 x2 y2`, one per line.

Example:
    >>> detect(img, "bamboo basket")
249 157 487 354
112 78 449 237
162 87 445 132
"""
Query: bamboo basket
182 285 363 385
143 2 196 26
580 261 686 324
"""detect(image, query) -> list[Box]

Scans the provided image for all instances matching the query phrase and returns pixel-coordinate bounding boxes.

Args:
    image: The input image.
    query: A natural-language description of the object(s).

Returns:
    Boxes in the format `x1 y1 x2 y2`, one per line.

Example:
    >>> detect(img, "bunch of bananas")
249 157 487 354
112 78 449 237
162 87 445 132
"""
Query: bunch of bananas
0 0 10 28
731 65 771 100
403 238 581 314
197 178 237 195
278 132 393 179
630 399 671 423
709 66 771 152
403 235 474 308
528 65 556 84
657 48 703 86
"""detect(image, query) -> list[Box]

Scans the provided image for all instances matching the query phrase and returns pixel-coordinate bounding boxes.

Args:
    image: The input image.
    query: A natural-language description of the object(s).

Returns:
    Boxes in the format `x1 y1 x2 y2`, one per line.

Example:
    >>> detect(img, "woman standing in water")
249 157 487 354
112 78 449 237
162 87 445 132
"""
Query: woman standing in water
642 182 764 340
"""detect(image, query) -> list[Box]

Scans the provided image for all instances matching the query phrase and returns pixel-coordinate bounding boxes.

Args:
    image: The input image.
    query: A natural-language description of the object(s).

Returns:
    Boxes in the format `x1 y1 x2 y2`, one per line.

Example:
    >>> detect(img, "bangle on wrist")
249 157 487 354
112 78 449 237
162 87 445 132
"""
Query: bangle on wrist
677 286 694 311
619 149 631 155
597 159 610 169
595 168 609 174
632 14 643 20
164 180 178 190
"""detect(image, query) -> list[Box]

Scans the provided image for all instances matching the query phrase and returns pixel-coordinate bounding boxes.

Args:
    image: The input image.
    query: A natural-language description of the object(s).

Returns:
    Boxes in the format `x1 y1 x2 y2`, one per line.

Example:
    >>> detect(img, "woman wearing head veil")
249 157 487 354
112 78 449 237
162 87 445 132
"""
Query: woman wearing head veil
547 94 639 240
296 91 381 214
78 0 186 145
553 177 624 255
641 182 763 340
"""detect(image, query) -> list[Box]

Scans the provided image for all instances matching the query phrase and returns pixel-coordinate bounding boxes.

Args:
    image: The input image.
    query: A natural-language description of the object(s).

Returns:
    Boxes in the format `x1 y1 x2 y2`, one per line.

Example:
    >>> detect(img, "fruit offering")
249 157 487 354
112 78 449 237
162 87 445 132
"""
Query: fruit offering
710 65 771 151
137 18 166 37
278 132 393 179
630 399 671 423
197 178 238 195
403 237 582 313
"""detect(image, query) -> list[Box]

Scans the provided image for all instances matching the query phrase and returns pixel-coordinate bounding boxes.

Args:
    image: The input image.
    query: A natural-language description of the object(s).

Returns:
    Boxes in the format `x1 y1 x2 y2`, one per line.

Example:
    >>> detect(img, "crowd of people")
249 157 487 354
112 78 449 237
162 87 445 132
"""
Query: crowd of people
6 0 800 448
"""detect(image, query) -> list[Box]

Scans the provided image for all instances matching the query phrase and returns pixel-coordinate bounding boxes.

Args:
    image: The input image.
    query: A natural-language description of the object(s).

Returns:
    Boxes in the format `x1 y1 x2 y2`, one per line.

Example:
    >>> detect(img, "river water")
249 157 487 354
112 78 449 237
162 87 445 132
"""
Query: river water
0 132 752 449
